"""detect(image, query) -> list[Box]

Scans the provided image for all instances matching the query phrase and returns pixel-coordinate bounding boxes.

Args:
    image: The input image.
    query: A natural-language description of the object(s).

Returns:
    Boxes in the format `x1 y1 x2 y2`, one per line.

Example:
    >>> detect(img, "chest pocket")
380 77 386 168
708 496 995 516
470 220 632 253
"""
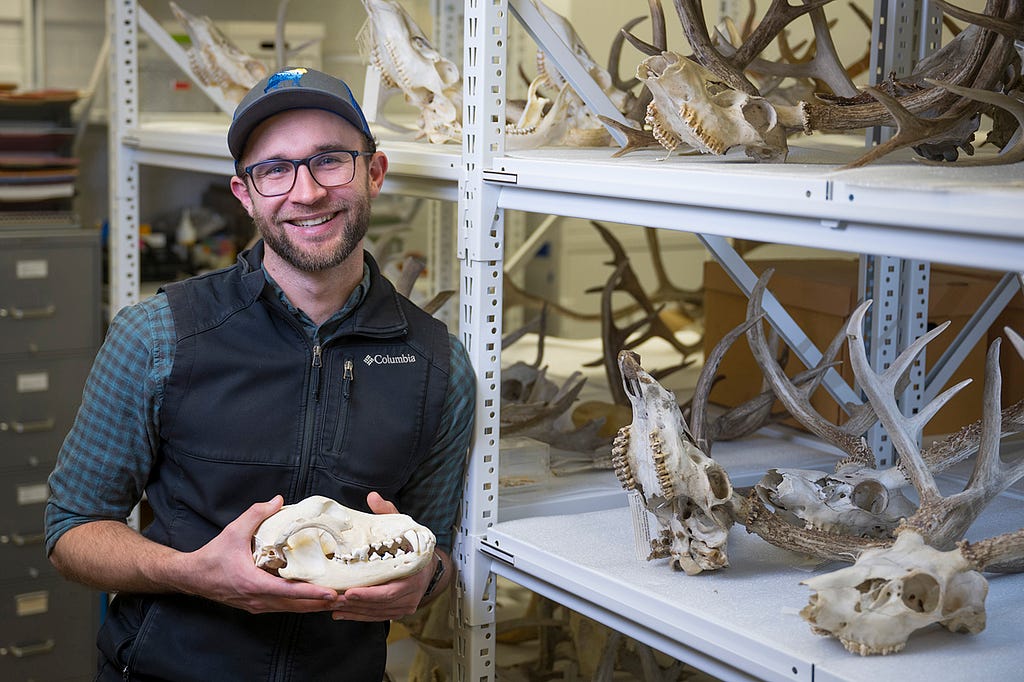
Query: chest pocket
319 347 432 489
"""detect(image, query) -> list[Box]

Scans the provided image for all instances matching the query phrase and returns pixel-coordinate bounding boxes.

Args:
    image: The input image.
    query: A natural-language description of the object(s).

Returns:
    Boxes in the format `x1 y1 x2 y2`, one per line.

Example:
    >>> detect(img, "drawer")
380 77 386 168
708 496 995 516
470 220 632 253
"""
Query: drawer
0 352 94 471
0 467 51 553
0 470 53 579
0 231 101 356
0 576 97 681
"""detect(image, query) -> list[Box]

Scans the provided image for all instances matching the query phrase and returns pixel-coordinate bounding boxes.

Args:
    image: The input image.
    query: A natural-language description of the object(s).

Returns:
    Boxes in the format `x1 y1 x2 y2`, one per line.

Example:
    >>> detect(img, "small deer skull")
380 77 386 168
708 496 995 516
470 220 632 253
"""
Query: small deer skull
756 463 916 539
639 51 788 162
800 530 988 655
253 495 435 590
612 351 736 574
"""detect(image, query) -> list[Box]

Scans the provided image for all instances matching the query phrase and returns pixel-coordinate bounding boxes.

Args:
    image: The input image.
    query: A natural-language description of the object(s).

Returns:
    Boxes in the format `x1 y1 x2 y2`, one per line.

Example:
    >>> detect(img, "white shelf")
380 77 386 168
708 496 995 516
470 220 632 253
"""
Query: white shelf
486 142 1024 271
484 433 1024 682
121 114 462 200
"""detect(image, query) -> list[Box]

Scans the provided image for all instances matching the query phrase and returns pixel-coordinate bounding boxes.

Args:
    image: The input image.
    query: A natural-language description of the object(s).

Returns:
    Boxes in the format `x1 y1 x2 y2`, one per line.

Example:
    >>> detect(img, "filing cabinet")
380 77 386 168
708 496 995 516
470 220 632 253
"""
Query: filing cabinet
0 228 101 680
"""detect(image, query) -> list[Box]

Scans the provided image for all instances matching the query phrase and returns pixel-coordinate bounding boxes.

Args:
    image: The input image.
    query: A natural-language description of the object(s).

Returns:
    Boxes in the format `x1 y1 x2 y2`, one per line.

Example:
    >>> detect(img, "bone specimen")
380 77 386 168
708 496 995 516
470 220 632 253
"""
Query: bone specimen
800 530 989 656
611 350 740 574
614 0 1024 166
168 2 268 105
253 495 435 590
638 50 789 161
757 301 1024 654
357 0 462 143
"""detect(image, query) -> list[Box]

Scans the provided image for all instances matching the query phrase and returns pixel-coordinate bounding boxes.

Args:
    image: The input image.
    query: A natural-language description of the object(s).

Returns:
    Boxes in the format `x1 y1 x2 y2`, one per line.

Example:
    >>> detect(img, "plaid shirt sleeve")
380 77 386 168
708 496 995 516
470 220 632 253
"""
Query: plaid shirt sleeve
45 294 174 555
396 333 475 553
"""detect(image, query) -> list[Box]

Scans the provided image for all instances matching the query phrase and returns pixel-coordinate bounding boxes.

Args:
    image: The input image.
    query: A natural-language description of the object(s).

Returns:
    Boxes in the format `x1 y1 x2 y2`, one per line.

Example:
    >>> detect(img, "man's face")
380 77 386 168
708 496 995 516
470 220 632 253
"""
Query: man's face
230 109 387 273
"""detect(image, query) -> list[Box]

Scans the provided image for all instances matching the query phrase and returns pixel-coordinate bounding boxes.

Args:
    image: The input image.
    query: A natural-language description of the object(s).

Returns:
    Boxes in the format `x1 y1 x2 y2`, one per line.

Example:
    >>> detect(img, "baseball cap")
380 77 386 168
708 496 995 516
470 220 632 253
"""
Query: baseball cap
227 67 373 160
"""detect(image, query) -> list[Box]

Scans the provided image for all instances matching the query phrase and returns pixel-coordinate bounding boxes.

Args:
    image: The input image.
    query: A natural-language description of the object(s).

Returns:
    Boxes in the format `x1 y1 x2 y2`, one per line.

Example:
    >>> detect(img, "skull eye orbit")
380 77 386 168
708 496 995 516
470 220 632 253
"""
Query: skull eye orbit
704 79 728 97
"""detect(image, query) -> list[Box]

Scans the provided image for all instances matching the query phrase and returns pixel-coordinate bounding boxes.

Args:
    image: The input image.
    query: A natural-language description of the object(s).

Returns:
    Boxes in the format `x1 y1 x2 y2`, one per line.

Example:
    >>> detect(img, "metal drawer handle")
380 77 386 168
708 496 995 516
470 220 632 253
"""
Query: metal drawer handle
0 304 57 320
1 639 56 657
1 531 46 546
0 418 55 433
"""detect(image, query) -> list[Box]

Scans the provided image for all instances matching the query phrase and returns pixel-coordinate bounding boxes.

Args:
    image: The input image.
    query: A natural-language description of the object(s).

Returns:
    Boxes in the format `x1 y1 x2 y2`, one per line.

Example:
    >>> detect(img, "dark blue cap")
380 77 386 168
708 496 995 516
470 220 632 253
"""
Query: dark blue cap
228 67 372 160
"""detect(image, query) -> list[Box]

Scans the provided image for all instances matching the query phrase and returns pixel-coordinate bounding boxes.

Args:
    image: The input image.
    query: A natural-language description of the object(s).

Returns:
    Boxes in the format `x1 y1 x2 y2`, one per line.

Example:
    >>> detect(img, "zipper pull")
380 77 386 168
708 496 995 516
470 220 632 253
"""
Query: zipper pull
343 359 353 399
312 345 323 400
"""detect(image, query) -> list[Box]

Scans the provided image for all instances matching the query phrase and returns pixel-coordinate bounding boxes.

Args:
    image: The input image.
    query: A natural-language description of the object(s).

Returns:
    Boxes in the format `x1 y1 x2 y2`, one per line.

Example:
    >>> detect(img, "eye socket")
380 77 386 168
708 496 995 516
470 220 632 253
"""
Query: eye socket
705 80 730 97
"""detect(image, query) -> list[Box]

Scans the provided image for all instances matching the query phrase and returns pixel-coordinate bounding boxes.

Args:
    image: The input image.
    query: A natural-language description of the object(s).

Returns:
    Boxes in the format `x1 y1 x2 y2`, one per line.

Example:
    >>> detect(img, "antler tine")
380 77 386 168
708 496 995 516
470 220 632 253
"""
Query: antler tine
1007 326 1024 359
691 313 763 453
746 270 876 466
899 338 1024 548
721 0 838 75
846 301 969 505
934 0 1024 39
672 0 759 94
915 78 1024 166
837 85 974 170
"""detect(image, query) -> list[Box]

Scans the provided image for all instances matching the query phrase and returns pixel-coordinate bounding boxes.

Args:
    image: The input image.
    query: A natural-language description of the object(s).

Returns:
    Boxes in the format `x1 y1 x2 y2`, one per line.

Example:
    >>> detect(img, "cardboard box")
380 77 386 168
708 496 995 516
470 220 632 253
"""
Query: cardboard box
928 265 1024 406
702 259 988 436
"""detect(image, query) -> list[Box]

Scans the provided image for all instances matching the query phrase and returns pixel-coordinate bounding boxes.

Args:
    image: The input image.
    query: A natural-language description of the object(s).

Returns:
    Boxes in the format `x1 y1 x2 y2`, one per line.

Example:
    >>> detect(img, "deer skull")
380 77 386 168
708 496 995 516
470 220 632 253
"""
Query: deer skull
756 462 916 539
611 351 736 574
639 51 788 162
800 530 988 655
253 495 435 590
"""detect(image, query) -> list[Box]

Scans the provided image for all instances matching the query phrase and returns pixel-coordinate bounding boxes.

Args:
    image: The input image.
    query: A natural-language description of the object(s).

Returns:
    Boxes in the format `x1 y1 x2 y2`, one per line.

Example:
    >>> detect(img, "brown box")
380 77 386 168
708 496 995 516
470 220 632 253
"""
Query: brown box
928 265 1024 406
702 259 988 436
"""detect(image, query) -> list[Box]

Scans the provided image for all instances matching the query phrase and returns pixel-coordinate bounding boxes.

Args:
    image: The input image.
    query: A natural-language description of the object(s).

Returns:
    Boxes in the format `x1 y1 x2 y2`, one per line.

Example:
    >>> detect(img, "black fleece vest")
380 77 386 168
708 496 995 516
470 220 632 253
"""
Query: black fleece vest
96 245 450 681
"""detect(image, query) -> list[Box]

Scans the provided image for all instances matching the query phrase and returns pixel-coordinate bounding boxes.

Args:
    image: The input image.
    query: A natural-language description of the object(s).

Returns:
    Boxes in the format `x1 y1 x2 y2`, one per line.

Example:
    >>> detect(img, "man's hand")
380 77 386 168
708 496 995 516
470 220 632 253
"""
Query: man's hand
180 496 344 614
328 492 450 622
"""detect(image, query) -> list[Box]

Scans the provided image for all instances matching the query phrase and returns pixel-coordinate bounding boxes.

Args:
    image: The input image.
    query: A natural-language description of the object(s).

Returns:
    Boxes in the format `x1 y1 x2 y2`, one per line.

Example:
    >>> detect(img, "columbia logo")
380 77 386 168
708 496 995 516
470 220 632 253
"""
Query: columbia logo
363 353 417 366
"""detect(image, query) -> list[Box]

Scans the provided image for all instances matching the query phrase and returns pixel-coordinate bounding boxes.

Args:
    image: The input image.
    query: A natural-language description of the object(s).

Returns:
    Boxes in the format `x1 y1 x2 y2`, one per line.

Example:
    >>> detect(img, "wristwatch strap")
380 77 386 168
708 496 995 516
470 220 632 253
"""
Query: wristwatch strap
422 554 446 598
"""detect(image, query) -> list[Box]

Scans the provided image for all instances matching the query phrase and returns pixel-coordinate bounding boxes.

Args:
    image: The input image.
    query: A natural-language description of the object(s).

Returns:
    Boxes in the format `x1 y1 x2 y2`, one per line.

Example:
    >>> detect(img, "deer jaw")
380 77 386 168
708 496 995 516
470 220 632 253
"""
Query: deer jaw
611 351 736 575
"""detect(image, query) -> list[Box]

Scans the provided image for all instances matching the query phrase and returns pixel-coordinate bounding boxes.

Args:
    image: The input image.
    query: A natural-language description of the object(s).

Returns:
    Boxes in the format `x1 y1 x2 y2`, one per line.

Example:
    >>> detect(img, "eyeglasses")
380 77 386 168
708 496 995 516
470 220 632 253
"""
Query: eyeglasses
243 149 369 197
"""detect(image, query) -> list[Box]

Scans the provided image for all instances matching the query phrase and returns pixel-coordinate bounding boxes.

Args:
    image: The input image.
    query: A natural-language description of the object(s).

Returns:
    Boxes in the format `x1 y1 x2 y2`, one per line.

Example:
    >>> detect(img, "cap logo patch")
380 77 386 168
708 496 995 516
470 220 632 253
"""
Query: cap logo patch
265 67 308 93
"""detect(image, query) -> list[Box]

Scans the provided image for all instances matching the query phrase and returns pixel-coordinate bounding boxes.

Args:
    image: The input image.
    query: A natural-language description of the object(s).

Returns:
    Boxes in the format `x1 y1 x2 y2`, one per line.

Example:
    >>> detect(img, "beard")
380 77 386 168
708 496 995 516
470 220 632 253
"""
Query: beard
253 192 372 273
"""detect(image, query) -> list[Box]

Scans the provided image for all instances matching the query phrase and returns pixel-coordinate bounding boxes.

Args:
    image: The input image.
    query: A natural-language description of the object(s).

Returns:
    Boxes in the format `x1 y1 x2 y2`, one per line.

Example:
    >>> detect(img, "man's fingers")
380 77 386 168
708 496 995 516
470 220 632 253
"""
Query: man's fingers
366 491 398 515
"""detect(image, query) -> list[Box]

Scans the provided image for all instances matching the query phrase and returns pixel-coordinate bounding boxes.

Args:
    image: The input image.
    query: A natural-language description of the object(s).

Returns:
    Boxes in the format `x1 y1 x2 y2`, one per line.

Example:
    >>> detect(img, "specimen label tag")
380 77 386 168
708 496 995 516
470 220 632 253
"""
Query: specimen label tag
628 491 654 561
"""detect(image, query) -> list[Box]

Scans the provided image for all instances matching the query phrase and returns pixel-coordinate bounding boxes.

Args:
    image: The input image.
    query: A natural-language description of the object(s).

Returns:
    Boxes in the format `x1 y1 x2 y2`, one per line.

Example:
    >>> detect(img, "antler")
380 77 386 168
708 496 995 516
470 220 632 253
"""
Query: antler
848 302 1024 550
745 270 878 468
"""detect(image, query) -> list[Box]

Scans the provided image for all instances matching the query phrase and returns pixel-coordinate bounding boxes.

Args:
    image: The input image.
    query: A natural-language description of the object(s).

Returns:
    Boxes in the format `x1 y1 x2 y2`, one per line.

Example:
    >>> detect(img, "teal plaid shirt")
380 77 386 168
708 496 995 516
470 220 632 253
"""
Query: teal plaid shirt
45 263 474 554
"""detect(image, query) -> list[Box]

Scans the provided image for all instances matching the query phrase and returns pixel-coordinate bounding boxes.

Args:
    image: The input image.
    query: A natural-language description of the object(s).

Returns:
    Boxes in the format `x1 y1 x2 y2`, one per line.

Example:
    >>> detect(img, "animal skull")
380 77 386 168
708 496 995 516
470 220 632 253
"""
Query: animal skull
638 51 788 162
756 463 916 539
357 0 463 143
253 495 435 590
611 351 736 574
800 530 988 655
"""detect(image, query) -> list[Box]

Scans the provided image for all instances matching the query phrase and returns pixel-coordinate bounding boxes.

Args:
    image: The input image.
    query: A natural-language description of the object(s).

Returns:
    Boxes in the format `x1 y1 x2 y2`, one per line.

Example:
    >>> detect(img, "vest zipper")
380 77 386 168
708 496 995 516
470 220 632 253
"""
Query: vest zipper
311 344 323 401
330 357 355 456
343 359 353 399
297 343 322 496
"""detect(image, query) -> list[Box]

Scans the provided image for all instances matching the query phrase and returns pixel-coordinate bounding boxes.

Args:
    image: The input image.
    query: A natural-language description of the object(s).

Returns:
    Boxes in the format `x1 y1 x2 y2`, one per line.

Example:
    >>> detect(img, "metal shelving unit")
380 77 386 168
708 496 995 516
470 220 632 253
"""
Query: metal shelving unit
453 2 1024 681
106 2 1024 681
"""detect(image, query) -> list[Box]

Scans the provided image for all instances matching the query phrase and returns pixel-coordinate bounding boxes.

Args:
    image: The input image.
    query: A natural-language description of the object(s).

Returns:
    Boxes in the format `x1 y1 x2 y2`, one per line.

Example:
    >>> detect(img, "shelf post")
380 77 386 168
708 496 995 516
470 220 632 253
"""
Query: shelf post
107 0 141 317
453 0 509 680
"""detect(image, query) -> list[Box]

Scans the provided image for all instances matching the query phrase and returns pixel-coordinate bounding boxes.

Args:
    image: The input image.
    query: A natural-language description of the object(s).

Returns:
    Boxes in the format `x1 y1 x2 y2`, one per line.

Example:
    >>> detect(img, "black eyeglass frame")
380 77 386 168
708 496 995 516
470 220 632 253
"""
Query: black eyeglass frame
242 149 370 197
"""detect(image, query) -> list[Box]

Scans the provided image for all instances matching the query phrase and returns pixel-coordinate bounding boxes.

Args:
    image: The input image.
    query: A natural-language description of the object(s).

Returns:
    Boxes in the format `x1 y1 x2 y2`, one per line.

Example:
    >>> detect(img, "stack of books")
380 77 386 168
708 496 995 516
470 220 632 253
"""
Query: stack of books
0 87 80 218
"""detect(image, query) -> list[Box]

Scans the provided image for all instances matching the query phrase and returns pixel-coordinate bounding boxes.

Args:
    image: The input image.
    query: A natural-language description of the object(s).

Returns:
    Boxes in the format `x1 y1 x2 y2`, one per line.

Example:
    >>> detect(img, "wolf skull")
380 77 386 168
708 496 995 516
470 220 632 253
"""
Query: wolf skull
253 495 436 590
611 351 735 574
800 530 988 655
639 51 788 162
756 463 916 539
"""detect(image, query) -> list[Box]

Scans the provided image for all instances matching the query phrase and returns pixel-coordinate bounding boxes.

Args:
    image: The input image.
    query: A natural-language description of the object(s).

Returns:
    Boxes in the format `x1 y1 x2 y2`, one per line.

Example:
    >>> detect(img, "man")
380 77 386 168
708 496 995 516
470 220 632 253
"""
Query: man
45 66 475 680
